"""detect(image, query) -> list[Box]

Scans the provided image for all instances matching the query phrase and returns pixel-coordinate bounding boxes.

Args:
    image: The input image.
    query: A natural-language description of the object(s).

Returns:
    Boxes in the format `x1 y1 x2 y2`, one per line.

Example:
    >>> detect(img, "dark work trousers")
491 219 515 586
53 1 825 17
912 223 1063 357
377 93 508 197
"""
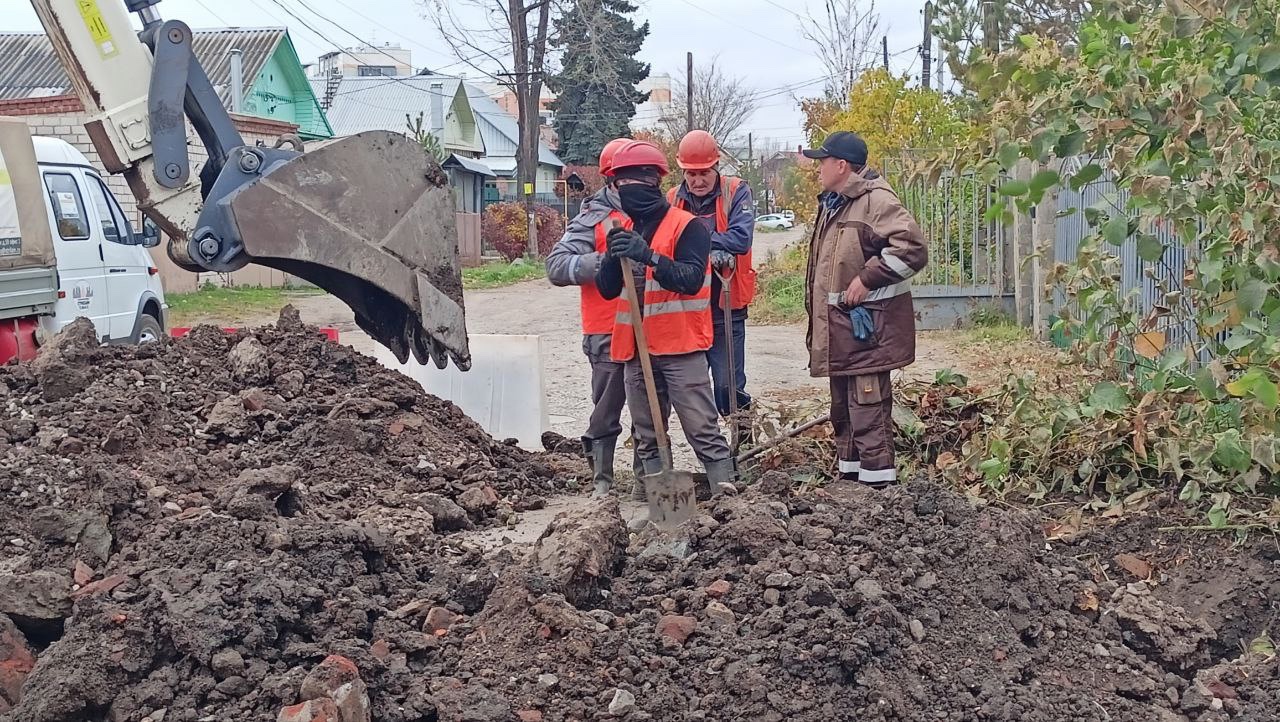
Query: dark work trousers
624 351 732 474
586 357 627 441
829 371 897 485
707 307 751 417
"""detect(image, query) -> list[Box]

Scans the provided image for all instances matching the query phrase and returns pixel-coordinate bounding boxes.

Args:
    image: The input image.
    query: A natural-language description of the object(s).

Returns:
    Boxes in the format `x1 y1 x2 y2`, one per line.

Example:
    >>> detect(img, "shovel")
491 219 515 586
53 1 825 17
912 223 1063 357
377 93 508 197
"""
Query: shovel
619 257 697 531
718 265 741 454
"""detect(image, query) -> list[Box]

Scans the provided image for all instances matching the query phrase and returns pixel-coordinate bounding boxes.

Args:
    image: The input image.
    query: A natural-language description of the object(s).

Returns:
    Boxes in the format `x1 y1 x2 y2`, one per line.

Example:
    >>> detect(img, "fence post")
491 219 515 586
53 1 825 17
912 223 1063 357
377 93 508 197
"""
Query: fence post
1011 159 1036 327
1031 158 1063 341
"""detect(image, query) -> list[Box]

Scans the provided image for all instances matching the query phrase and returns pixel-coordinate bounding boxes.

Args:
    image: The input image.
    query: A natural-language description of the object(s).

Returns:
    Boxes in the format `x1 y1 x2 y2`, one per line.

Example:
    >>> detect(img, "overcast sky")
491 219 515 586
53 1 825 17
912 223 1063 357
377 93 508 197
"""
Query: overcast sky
10 0 933 150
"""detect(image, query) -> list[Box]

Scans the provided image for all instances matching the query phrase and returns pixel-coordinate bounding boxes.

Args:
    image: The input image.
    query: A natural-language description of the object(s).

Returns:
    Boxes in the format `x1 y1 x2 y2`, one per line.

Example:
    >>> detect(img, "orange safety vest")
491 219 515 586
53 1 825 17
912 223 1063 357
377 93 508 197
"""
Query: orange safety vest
668 176 756 310
610 207 712 361
581 211 631 335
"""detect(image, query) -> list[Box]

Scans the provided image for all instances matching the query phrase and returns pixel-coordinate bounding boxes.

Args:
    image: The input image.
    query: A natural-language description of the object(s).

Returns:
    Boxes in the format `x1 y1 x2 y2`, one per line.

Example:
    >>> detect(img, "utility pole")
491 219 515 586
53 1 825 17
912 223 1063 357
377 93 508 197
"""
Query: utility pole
882 36 889 69
686 52 694 133
921 2 933 89
747 133 753 179
982 1 1000 54
937 54 944 92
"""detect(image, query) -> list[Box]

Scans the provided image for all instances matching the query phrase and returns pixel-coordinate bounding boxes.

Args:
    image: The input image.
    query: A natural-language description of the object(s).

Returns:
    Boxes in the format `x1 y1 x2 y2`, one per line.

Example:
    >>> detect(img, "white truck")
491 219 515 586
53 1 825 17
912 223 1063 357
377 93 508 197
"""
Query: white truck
0 118 167 363
21 0 471 371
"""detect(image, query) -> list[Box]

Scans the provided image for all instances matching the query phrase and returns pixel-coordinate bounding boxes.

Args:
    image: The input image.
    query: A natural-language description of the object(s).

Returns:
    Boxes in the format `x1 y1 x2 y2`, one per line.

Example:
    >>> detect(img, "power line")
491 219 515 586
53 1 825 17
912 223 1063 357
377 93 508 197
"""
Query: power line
672 0 812 54
191 0 232 26
323 0 457 67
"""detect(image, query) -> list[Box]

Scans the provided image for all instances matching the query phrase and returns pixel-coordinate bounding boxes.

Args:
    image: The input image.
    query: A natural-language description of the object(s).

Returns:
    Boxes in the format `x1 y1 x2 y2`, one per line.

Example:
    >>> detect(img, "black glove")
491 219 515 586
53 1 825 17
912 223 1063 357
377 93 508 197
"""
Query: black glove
711 250 736 272
606 227 652 263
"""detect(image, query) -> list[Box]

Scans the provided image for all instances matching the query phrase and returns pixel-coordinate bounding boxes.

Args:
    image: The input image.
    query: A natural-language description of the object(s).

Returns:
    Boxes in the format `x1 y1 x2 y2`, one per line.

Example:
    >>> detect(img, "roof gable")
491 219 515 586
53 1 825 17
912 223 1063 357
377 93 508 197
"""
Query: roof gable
462 83 563 168
0 29 289 105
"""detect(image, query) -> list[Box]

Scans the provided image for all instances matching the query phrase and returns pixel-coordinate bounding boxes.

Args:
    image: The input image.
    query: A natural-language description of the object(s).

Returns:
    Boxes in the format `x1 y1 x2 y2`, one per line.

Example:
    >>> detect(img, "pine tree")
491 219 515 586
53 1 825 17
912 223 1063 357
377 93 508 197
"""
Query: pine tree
546 0 650 165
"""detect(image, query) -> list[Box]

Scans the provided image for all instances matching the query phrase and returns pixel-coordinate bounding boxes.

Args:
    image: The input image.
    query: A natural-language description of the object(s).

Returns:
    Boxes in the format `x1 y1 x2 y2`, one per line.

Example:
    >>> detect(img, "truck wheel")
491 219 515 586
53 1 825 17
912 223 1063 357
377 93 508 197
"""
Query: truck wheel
135 314 163 345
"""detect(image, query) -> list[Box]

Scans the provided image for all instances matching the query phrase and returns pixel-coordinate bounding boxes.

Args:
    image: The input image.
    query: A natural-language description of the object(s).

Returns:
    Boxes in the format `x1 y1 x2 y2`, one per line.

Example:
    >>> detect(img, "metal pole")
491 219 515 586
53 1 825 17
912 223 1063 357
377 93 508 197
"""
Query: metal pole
882 37 889 69
229 48 244 114
686 52 694 133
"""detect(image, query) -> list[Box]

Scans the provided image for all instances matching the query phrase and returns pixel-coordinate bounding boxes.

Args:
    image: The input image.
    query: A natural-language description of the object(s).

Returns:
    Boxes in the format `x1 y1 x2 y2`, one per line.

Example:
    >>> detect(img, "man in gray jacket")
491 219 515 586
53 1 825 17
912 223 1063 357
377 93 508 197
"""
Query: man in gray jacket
545 139 638 497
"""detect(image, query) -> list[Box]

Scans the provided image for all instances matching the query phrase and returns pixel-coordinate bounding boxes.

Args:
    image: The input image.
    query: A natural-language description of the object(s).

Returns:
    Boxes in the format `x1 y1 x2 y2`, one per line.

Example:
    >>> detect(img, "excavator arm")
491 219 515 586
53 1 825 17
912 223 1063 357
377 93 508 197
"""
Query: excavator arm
28 0 470 369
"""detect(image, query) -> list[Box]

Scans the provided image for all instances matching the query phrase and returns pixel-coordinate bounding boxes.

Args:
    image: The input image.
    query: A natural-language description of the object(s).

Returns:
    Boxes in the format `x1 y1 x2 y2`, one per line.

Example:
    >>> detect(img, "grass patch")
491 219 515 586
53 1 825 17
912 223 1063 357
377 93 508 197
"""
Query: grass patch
462 260 546 289
964 323 1030 346
166 284 323 327
752 244 809 325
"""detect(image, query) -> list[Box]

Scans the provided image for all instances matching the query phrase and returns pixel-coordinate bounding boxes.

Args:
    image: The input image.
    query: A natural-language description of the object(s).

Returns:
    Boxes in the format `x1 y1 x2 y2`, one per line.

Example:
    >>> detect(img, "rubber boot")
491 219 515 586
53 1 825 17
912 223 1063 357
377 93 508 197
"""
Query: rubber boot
633 457 661 502
592 438 618 497
631 452 647 501
703 458 737 498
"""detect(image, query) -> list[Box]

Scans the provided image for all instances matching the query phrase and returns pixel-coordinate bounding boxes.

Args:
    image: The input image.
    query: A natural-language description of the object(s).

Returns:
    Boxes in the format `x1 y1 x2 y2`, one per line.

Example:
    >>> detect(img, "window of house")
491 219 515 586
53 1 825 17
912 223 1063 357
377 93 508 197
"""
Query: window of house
358 65 397 77
43 173 90 240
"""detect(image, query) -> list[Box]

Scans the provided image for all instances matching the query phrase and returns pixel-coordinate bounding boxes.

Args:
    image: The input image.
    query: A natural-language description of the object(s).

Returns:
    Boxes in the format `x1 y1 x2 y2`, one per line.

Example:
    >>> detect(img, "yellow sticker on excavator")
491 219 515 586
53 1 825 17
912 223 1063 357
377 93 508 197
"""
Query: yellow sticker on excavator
77 0 119 59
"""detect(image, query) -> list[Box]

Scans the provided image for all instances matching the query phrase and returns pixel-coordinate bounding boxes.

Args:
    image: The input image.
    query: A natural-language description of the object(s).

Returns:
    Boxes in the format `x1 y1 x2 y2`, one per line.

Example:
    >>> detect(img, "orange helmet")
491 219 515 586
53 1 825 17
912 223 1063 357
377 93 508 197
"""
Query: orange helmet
676 130 720 170
598 138 630 176
610 140 669 176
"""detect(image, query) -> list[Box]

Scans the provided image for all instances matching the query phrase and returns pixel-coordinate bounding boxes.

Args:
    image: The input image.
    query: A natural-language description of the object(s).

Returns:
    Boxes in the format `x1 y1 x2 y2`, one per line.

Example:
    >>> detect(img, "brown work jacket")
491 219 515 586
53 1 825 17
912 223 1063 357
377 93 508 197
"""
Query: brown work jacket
805 170 928 377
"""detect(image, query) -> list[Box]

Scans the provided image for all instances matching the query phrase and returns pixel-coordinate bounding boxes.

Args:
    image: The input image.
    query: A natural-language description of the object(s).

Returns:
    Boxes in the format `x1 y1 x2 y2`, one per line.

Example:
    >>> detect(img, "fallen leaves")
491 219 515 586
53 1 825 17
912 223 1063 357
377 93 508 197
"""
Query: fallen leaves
1112 553 1154 581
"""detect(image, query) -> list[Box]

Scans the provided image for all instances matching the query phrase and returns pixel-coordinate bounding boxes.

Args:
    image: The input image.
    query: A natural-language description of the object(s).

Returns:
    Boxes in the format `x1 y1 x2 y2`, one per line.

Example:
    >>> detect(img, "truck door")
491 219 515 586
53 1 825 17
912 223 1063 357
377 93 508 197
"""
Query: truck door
84 175 147 340
43 170 110 339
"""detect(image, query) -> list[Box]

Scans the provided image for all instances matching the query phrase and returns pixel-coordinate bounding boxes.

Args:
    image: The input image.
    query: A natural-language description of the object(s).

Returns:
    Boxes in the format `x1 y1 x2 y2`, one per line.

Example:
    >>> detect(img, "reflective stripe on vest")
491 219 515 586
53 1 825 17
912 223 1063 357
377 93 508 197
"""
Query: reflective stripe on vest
669 176 756 309
580 211 630 334
610 207 713 361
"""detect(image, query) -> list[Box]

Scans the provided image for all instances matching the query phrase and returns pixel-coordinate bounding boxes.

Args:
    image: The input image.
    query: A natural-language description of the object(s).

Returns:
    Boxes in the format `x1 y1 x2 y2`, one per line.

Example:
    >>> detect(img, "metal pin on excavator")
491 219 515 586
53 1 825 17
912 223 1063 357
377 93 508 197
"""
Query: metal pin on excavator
28 0 470 369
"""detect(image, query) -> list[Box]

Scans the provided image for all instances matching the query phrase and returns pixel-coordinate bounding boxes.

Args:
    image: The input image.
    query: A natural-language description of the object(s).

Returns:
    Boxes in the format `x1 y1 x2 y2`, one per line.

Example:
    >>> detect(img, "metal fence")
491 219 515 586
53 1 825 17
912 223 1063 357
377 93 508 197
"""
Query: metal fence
882 157 1011 329
1053 157 1204 356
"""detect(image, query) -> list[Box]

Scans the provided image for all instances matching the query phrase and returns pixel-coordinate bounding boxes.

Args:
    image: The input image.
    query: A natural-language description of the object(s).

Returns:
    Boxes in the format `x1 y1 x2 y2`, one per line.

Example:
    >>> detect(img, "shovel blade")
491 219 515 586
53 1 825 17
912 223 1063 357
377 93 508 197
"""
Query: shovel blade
644 469 697 531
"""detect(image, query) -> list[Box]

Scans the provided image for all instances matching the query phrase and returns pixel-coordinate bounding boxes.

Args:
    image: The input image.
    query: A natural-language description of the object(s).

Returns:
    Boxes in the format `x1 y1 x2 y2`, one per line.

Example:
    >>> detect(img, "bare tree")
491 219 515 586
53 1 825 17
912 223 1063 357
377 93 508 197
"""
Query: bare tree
662 57 759 145
799 0 882 102
427 0 553 255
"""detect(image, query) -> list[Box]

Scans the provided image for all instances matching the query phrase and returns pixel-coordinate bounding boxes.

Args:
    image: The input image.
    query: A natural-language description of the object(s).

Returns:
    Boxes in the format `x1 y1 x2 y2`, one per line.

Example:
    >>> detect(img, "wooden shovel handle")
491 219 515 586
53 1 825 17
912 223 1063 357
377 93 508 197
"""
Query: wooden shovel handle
620 257 674 470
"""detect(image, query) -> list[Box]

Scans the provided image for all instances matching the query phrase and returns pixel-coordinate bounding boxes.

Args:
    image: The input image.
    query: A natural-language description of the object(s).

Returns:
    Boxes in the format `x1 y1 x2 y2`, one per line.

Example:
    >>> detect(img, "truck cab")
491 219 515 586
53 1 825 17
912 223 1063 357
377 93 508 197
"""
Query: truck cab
33 137 167 344
0 120 167 362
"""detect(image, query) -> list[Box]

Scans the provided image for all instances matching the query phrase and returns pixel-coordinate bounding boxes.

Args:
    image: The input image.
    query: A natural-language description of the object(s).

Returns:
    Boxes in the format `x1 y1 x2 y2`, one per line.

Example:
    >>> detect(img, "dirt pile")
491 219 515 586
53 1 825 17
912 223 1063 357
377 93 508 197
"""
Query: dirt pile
1 316 1275 721
434 477 1277 722
0 314 570 721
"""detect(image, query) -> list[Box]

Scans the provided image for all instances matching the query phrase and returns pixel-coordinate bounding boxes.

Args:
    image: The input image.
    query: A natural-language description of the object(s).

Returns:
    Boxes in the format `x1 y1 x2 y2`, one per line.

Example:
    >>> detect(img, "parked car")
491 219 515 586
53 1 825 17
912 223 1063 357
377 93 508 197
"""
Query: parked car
755 213 794 230
0 121 167 363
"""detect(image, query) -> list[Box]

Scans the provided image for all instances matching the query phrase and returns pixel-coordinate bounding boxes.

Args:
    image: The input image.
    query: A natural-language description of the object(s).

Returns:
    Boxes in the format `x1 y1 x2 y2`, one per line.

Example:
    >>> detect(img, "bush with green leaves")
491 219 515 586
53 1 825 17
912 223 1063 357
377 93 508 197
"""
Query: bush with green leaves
918 0 1280 525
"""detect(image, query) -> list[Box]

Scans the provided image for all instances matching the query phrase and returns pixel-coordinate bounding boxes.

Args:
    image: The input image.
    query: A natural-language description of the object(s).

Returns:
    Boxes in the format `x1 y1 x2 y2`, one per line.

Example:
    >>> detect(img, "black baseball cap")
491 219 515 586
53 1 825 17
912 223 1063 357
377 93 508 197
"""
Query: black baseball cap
802 131 868 166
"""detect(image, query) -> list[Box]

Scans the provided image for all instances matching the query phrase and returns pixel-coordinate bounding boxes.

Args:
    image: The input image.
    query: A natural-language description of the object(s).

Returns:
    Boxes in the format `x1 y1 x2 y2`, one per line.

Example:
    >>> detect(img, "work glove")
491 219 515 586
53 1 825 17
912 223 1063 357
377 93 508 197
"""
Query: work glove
606 227 653 263
848 306 875 342
711 250 737 272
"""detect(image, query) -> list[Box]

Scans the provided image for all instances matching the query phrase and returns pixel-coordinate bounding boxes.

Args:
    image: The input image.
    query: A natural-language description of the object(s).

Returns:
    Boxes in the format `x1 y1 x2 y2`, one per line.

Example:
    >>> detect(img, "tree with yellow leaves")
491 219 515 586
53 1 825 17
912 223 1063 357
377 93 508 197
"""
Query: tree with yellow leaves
780 69 971 221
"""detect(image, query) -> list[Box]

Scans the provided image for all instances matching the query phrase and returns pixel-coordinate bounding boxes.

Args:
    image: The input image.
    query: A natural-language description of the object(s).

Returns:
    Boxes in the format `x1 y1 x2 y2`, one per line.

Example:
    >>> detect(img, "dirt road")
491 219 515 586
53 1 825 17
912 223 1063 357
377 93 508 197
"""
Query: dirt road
244 226 980 454
255 229 807 437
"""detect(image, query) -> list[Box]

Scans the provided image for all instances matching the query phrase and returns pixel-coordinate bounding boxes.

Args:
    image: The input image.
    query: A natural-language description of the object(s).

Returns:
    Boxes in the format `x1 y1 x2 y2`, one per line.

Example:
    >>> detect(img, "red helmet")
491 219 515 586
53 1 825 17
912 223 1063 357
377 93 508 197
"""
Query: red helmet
610 140 669 176
676 130 720 170
599 138 630 176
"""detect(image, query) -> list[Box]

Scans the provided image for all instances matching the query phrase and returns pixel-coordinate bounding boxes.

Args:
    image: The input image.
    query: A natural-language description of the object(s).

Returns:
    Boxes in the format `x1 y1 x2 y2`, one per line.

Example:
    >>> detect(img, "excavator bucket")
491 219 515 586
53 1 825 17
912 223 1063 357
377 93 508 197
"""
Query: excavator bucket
196 131 470 370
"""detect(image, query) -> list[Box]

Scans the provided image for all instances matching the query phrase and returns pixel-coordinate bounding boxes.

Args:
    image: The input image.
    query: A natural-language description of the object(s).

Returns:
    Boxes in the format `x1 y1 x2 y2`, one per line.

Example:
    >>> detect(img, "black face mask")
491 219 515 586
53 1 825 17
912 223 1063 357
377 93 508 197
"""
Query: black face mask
617 183 666 221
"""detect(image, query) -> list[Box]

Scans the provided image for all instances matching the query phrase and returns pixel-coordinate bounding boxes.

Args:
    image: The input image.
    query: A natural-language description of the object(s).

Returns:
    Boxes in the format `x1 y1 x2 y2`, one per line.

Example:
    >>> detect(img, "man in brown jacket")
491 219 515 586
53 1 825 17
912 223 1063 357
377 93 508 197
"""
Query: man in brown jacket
802 131 928 488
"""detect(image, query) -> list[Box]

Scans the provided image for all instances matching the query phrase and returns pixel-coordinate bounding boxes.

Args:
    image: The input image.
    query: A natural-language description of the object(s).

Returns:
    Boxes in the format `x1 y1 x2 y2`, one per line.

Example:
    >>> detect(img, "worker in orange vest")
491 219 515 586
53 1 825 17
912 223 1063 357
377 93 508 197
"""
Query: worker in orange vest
546 138 638 497
594 140 734 497
668 130 756 445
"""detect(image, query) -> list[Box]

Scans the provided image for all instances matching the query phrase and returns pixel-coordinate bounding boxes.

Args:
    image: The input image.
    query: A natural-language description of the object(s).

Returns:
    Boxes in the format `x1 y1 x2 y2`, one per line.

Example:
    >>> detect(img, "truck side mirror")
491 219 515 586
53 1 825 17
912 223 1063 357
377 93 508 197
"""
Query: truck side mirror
141 217 161 248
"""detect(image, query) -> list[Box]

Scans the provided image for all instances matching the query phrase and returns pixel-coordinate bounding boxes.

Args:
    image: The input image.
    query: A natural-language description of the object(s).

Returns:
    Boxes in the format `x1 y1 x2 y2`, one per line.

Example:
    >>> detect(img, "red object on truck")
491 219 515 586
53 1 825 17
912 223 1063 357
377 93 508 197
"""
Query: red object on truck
0 318 40 363
169 326 339 342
